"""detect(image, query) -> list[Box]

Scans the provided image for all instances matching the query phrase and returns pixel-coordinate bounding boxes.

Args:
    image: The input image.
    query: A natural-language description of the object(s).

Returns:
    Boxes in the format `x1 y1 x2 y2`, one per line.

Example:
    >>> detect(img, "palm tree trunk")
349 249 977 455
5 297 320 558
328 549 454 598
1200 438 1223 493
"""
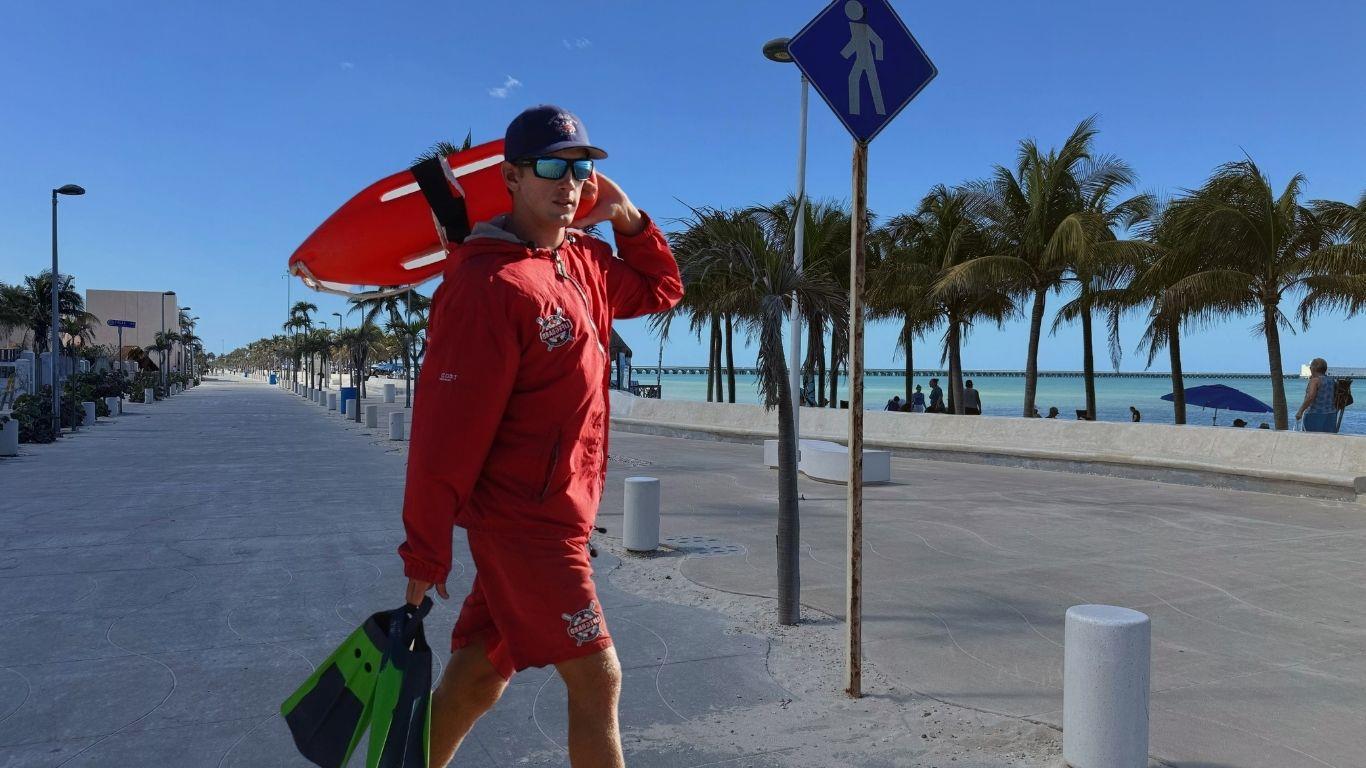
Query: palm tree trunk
1168 316 1186 424
404 340 413 408
1081 307 1097 420
725 312 737 404
948 317 965 415
902 317 913 402
1023 286 1047 417
1264 304 1288 430
706 316 720 402
772 336 801 626
809 321 825 406
829 332 840 408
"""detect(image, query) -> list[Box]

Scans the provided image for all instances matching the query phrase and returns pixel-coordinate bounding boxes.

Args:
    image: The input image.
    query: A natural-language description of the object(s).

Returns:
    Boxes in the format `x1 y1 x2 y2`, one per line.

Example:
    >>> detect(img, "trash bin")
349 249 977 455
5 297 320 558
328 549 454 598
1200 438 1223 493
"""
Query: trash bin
339 386 358 416
269 373 278 385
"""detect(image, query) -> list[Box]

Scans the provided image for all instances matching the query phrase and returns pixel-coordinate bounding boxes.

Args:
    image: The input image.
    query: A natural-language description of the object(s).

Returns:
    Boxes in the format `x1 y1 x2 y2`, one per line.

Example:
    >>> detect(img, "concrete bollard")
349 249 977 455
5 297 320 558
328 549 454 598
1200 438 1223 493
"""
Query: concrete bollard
383 383 396 403
624 476 661 552
343 399 354 418
104 396 120 416
328 392 338 411
365 404 378 428
0 418 17 457
1063 605 1150 768
144 387 156 403
389 411 405 441
82 402 97 427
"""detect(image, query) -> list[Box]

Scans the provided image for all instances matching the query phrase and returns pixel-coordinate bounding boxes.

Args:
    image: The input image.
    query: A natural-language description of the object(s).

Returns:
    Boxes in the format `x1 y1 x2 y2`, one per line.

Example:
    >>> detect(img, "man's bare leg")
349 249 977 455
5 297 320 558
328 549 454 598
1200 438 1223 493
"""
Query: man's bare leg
429 641 508 768
556 646 625 768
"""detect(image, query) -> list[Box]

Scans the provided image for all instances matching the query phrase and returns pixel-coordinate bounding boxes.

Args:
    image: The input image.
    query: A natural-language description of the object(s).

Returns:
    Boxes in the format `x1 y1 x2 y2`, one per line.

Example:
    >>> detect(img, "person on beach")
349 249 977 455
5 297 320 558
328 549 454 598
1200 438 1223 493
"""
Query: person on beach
963 379 982 415
1296 357 1340 433
1045 406 1059 419
927 378 945 413
1129 406 1141 423
886 395 902 411
398 105 684 768
910 384 926 413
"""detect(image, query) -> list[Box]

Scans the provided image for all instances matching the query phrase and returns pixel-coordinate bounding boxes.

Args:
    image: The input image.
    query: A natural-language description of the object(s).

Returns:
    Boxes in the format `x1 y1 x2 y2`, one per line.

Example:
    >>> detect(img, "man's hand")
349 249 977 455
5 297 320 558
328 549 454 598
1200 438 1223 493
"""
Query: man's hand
574 172 646 236
407 578 449 607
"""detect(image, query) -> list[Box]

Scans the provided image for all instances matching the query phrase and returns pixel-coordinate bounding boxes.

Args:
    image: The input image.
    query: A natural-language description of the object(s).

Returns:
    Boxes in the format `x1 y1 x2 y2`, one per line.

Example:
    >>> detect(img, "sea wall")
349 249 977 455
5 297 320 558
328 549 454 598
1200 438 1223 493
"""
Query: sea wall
609 391 1366 502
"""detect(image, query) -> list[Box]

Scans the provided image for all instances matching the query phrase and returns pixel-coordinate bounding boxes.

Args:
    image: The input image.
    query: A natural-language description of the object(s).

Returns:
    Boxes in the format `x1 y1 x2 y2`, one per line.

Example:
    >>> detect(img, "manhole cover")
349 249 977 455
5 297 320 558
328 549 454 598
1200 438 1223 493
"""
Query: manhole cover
608 454 654 468
663 535 746 558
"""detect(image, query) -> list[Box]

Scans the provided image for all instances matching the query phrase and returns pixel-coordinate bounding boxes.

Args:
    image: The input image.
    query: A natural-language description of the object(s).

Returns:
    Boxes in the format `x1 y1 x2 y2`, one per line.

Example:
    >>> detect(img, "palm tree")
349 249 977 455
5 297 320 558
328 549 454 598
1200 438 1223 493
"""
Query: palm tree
898 186 1016 413
946 117 1105 417
413 131 473 164
1046 157 1154 419
1164 159 1336 429
334 325 385 422
866 223 938 402
750 197 853 407
1 271 91 353
1299 191 1366 324
678 205 844 625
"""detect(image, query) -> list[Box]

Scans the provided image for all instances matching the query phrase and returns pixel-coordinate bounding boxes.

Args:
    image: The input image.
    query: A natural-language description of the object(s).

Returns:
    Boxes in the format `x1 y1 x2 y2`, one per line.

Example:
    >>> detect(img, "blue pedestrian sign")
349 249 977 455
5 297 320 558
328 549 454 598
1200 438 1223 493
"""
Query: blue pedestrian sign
107 319 136 328
788 0 937 143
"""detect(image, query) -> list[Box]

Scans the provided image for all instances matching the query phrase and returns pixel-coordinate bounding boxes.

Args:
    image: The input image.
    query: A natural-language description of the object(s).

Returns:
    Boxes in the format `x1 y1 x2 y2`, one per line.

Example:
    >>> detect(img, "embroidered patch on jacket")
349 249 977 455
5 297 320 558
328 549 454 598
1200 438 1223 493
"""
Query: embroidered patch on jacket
562 600 602 646
536 308 575 351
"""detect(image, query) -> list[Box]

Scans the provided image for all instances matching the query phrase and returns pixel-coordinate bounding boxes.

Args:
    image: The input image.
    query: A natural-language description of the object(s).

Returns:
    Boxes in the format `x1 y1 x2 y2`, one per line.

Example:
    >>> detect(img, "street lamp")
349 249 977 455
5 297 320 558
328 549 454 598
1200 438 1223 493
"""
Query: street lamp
50 183 85 439
763 37 809 432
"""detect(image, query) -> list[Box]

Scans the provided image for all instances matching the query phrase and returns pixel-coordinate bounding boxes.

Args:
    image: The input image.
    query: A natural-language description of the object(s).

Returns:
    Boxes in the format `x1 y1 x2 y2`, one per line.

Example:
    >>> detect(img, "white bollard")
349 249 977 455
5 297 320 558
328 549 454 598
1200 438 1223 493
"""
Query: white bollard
144 387 156 403
82 401 97 427
1064 605 1150 768
389 411 405 441
365 404 378 428
104 396 120 417
0 418 17 457
328 392 338 411
383 383 396 403
343 399 354 418
623 477 661 552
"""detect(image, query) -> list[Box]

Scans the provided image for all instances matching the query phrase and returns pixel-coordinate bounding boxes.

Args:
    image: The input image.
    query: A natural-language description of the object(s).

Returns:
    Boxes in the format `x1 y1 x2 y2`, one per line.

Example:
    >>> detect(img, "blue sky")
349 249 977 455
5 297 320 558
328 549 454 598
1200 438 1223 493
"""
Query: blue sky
3 0 1364 372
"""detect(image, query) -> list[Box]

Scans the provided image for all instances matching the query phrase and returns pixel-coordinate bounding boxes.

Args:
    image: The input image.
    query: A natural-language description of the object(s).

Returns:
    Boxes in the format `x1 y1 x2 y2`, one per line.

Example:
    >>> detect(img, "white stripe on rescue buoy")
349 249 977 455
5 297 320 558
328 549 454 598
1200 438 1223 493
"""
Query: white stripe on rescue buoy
402 249 447 271
378 154 505 203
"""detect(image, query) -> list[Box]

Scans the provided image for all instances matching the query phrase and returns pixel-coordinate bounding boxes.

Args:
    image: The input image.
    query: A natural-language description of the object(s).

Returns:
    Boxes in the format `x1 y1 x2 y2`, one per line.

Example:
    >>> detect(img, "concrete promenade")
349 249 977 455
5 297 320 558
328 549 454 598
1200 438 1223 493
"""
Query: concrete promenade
3 377 1363 766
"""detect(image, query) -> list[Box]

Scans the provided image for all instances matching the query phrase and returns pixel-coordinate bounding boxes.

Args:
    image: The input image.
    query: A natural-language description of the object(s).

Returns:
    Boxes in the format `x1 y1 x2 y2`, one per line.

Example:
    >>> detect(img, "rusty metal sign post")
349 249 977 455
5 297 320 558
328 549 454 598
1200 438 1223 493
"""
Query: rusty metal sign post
787 0 937 699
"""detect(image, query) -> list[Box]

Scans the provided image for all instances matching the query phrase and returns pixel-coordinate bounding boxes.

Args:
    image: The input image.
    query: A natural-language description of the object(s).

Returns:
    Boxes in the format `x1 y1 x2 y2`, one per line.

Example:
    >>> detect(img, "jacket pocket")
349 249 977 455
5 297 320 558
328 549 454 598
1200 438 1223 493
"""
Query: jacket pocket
539 431 562 501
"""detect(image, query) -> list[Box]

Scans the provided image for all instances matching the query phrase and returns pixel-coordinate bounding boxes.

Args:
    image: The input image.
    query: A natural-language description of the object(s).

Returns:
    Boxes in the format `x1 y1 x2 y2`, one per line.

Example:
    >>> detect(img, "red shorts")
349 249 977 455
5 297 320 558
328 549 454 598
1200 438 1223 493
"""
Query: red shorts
452 530 612 680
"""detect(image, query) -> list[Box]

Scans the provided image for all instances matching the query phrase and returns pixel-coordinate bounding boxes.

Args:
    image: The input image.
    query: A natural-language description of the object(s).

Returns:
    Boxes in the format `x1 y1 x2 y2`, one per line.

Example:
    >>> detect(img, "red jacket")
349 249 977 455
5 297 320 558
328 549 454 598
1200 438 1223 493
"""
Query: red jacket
398 214 683 584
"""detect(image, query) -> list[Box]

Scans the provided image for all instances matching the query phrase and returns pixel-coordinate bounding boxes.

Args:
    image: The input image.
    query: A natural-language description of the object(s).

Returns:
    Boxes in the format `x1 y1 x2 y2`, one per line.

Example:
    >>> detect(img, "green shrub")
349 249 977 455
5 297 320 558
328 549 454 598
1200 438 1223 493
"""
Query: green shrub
12 387 80 443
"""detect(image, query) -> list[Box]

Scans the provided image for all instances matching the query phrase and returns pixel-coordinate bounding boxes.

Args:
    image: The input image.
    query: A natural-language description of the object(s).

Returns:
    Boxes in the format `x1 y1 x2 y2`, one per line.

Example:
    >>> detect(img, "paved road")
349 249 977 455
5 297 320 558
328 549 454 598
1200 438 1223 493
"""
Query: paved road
599 429 1366 768
0 380 794 767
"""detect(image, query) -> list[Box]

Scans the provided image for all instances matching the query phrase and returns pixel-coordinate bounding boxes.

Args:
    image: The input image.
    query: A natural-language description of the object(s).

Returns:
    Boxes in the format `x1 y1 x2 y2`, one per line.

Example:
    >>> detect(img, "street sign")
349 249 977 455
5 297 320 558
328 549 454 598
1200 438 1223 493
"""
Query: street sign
107 319 136 328
787 0 937 143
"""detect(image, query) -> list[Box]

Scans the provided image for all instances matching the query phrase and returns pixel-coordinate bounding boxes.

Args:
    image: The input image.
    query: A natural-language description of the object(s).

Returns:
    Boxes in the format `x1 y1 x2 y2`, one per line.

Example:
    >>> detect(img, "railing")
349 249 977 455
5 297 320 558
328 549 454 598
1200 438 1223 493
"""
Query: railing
0 348 21 363
631 367 1285 380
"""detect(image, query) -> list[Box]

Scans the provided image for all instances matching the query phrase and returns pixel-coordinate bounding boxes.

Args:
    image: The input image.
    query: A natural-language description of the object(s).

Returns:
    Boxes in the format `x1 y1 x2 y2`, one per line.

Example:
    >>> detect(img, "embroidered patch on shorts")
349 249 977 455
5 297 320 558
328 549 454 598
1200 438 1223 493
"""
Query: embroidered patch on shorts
561 600 602 646
536 308 575 351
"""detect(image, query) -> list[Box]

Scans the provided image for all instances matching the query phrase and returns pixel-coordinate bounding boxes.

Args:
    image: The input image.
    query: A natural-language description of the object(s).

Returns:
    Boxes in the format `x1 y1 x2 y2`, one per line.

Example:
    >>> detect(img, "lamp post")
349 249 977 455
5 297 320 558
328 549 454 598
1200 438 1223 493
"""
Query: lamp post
50 184 85 439
159 291 175 387
763 37 809 436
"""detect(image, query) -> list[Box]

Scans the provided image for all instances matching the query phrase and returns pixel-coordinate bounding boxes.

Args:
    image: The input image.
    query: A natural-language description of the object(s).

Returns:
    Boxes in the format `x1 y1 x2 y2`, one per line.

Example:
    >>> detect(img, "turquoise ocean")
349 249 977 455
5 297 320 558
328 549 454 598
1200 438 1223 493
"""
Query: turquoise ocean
643 372 1365 436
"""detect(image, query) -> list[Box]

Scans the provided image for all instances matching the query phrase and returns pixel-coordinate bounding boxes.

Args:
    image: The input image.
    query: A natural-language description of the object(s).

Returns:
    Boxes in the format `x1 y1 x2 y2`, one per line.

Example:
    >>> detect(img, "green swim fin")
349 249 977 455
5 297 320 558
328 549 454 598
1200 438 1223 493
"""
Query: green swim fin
366 599 433 768
280 597 431 768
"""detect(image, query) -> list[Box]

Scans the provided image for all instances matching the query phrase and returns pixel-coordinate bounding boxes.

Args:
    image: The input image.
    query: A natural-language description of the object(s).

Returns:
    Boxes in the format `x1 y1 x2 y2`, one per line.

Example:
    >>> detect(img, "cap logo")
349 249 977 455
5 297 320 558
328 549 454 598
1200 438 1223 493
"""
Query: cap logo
550 114 577 138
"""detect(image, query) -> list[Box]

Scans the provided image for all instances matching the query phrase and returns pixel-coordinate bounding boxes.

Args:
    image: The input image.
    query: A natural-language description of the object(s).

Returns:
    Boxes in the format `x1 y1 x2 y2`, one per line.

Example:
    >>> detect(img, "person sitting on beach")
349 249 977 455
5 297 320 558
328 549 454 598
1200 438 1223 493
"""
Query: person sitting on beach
1045 406 1059 419
926 378 946 413
910 385 926 413
1129 406 1141 423
885 395 902 411
963 379 982 415
1295 357 1340 433
1232 418 1248 428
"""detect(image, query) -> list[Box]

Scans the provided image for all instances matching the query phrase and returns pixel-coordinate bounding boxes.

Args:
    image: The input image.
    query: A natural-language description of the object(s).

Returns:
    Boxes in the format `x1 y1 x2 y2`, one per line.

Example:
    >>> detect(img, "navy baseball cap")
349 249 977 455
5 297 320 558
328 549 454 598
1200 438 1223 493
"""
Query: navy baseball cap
503 105 607 163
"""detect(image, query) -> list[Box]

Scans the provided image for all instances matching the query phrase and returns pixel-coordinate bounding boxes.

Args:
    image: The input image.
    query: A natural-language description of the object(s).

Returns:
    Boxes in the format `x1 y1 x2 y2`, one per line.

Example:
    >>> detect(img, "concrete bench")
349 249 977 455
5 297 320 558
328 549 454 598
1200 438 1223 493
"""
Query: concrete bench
762 438 891 485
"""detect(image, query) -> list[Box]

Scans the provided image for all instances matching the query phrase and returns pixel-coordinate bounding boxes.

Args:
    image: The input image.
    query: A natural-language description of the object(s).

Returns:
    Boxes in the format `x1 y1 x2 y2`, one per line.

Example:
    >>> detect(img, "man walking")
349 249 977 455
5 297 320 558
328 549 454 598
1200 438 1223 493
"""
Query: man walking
399 105 684 767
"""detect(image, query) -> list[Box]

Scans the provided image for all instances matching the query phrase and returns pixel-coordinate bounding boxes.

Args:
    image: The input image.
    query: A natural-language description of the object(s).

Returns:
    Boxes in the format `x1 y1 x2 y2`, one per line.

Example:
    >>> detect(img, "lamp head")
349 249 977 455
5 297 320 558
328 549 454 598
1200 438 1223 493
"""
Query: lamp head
762 38 793 63
55 184 86 196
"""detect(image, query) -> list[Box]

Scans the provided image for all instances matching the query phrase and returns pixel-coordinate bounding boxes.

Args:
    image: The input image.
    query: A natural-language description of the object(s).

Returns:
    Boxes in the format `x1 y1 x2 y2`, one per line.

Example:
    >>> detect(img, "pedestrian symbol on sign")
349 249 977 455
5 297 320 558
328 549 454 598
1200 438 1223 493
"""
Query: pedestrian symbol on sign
841 1 885 116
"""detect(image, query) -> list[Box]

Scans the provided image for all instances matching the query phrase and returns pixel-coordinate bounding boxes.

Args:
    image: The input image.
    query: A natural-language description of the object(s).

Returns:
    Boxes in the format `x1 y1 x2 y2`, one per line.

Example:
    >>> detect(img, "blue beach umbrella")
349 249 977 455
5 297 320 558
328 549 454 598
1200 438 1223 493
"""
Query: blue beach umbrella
1162 384 1273 425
